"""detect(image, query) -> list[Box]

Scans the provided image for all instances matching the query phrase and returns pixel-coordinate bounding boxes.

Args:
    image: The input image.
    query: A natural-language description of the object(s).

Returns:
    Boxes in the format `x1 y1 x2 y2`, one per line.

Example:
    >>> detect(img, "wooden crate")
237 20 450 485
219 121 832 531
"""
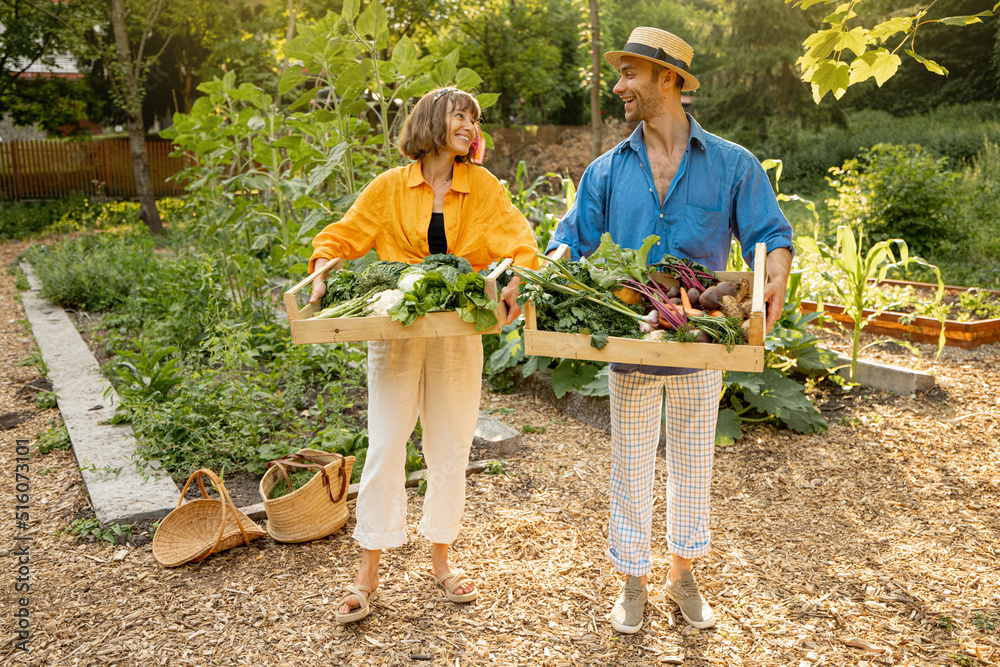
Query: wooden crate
284 259 510 345
522 243 768 372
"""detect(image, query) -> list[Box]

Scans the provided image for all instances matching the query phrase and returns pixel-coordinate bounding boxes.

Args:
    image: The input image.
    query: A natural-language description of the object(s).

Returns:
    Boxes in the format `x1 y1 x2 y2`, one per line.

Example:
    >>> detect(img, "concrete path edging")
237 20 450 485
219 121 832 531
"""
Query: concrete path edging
19 263 181 525
829 352 936 395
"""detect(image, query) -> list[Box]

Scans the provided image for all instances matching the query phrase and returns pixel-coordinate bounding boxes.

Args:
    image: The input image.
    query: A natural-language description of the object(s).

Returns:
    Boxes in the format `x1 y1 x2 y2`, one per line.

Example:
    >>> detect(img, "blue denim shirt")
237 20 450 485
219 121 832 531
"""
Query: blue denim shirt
546 116 793 375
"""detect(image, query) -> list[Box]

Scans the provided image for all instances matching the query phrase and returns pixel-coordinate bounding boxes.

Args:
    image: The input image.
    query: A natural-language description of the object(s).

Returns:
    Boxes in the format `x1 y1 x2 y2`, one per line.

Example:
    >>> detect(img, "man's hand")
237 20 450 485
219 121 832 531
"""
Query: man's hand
309 259 329 304
500 276 522 324
761 247 793 333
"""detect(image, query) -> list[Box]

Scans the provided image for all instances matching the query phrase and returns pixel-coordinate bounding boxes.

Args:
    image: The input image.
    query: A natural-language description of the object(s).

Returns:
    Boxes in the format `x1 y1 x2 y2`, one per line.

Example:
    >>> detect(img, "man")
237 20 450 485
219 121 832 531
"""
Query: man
547 27 793 633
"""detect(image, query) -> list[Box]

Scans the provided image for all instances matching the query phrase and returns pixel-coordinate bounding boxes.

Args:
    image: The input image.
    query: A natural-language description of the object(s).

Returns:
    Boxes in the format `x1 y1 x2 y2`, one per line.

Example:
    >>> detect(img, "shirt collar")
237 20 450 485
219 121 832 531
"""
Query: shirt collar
405 160 472 193
622 113 708 155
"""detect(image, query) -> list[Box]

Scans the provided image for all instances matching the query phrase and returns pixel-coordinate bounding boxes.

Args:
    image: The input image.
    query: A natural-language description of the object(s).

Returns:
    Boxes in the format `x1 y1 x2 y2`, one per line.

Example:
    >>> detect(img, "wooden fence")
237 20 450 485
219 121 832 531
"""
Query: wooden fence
0 125 597 202
0 136 188 201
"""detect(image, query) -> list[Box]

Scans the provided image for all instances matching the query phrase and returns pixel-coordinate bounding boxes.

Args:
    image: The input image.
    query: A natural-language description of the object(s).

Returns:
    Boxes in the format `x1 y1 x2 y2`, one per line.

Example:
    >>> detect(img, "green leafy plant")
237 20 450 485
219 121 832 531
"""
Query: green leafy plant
33 390 57 410
111 340 183 403
24 230 158 311
162 1 495 316
521 424 547 434
405 441 425 476
36 422 72 455
485 460 508 475
715 270 837 445
79 463 124 479
826 143 958 257
972 611 997 632
786 1 997 103
19 349 48 377
958 289 1000 321
797 226 944 382
504 160 576 252
67 518 133 544
950 652 975 667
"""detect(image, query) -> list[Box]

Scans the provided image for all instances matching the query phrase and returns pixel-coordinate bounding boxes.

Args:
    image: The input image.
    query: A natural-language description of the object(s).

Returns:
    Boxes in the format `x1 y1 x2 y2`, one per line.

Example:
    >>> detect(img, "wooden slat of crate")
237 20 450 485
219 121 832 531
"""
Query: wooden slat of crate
522 243 767 372
284 258 510 345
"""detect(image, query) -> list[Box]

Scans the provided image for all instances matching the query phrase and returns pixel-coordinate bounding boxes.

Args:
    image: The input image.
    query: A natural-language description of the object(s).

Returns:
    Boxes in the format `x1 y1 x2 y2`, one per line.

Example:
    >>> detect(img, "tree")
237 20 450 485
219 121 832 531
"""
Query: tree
430 0 583 125
0 0 98 133
587 0 602 159
840 0 1000 114
786 0 1000 103
103 0 172 233
697 0 845 143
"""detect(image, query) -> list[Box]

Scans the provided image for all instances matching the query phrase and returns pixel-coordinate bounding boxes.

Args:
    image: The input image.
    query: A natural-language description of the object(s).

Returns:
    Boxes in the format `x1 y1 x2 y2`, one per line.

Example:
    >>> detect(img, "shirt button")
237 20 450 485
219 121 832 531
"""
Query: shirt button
659 214 664 218
648 188 653 193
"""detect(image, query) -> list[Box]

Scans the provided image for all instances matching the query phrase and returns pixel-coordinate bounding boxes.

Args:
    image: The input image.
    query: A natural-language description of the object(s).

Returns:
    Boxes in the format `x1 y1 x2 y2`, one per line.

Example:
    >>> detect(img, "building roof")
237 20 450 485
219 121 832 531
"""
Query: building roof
10 53 83 79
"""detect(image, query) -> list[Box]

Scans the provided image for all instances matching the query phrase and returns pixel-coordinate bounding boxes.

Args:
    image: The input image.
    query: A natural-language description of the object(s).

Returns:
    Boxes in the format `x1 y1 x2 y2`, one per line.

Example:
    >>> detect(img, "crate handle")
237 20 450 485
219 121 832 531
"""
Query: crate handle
747 242 767 347
484 258 513 325
284 258 345 321
543 243 571 264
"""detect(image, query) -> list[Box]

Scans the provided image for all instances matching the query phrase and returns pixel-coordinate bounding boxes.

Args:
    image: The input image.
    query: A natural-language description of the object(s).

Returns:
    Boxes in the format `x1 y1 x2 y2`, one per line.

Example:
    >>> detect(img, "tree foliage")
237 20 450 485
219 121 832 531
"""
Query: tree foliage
697 0 846 143
426 0 584 125
0 0 99 133
786 0 1000 103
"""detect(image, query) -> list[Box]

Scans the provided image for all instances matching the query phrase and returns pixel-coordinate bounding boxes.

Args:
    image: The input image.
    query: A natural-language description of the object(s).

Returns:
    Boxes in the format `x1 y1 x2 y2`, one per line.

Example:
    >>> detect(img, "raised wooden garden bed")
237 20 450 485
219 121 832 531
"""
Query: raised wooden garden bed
801 281 1000 350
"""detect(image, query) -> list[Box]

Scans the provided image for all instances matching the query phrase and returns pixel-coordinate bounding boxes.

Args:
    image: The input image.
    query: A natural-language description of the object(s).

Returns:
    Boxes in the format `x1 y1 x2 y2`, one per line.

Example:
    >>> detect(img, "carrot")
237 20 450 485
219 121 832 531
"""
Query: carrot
678 287 704 317
707 309 725 318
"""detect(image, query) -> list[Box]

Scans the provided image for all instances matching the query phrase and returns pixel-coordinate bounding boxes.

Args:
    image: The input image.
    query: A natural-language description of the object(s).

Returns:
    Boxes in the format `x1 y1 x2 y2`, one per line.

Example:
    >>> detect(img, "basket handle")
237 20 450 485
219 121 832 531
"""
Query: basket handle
326 453 349 504
266 452 349 503
266 458 325 497
177 468 253 561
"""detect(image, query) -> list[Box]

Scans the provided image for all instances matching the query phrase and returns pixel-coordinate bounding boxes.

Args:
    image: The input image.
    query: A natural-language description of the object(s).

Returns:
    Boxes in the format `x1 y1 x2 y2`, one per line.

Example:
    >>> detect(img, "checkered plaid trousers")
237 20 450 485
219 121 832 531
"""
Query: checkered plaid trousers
606 369 723 574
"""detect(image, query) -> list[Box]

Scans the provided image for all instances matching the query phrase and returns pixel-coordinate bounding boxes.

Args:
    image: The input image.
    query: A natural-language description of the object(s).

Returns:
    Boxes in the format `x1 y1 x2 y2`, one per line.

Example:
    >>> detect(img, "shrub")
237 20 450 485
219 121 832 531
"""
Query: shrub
0 194 89 240
939 140 1000 287
746 102 1000 193
825 143 958 257
25 230 158 311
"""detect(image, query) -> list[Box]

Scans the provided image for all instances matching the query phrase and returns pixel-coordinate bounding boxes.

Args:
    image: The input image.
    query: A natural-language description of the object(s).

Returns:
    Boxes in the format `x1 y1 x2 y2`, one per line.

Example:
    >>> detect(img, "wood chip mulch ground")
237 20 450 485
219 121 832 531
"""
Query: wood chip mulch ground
1 238 998 666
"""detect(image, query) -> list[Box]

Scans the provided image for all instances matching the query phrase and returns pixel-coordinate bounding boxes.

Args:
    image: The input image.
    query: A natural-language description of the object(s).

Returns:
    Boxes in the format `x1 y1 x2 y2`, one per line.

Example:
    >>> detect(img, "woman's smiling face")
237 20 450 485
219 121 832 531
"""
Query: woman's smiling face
443 100 477 157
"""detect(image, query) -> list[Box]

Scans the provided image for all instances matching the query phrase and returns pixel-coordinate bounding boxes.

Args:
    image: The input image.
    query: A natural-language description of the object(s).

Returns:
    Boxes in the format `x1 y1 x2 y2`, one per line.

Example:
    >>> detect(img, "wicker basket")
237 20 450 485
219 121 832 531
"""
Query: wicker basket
152 469 267 567
259 449 355 543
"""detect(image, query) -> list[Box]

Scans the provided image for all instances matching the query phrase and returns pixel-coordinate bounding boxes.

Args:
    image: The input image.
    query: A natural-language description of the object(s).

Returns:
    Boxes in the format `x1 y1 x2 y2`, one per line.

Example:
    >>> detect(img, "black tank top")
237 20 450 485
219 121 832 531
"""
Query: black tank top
428 211 447 255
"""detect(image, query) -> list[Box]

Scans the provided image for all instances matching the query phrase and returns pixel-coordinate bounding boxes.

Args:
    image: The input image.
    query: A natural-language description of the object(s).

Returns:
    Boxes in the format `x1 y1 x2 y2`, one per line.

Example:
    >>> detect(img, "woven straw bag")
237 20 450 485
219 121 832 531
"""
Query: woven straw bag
259 449 354 543
152 468 266 567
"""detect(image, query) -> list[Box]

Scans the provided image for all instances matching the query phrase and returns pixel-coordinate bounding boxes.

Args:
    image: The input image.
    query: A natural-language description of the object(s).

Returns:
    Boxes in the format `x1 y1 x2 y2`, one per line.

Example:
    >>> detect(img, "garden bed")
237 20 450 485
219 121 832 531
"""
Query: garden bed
801 280 1000 349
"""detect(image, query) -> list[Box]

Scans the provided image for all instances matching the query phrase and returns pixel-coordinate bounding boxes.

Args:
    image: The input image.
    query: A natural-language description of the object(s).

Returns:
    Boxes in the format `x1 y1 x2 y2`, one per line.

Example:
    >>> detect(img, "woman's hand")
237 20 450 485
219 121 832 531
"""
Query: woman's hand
500 276 522 324
309 259 329 304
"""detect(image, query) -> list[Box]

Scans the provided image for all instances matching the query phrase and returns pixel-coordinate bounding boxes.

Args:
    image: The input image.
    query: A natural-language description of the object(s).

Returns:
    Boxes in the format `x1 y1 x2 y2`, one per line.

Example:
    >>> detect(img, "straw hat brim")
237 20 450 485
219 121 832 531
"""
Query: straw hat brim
604 50 700 92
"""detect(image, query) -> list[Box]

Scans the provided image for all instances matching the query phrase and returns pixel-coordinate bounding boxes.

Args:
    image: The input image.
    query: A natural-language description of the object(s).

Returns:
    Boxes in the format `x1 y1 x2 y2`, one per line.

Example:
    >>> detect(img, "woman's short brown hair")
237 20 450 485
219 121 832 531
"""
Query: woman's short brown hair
399 88 481 163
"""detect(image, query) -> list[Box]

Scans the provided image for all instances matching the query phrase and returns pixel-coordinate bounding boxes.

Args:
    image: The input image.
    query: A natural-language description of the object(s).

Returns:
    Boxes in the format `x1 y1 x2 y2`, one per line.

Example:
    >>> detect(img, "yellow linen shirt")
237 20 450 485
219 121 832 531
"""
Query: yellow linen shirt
309 161 540 273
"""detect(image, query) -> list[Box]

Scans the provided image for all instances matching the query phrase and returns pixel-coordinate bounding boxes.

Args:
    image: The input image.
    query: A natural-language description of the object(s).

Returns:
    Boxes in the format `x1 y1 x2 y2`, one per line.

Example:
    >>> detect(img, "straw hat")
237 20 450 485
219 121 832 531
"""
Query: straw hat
604 27 700 92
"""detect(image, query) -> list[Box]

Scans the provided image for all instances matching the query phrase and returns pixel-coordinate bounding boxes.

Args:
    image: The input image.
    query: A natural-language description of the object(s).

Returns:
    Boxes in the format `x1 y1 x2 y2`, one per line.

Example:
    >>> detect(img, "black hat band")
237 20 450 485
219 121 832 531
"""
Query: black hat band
622 42 689 73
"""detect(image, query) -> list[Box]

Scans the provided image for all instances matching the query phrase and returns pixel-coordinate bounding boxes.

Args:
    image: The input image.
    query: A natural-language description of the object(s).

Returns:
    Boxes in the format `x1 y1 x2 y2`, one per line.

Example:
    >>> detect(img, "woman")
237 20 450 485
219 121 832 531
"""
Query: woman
308 87 539 624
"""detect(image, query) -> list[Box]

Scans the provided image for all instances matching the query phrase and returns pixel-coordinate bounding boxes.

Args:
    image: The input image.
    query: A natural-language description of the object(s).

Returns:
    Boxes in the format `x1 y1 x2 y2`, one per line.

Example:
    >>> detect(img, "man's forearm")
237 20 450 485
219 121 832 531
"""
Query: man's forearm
765 247 792 288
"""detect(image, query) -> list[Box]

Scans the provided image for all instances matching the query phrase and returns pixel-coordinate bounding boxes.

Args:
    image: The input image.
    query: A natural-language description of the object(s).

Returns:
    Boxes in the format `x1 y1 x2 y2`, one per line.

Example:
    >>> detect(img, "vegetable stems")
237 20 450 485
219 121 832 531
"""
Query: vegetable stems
510 264 644 322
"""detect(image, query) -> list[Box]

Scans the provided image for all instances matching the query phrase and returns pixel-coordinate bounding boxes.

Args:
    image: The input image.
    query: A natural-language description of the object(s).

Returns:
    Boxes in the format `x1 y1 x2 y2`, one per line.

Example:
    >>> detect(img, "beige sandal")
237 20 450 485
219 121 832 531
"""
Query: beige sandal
334 584 375 624
432 569 478 603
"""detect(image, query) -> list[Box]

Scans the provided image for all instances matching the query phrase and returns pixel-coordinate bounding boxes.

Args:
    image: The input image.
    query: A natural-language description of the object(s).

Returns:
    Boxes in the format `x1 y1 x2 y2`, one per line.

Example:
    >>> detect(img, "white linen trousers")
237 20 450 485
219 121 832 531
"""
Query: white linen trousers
607 369 723 575
352 336 483 550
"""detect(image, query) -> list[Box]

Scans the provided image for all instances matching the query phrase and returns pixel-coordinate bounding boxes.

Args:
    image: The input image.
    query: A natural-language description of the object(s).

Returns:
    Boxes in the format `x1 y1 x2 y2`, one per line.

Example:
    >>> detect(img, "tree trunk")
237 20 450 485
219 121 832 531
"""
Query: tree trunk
110 0 162 234
588 0 602 161
126 115 162 234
